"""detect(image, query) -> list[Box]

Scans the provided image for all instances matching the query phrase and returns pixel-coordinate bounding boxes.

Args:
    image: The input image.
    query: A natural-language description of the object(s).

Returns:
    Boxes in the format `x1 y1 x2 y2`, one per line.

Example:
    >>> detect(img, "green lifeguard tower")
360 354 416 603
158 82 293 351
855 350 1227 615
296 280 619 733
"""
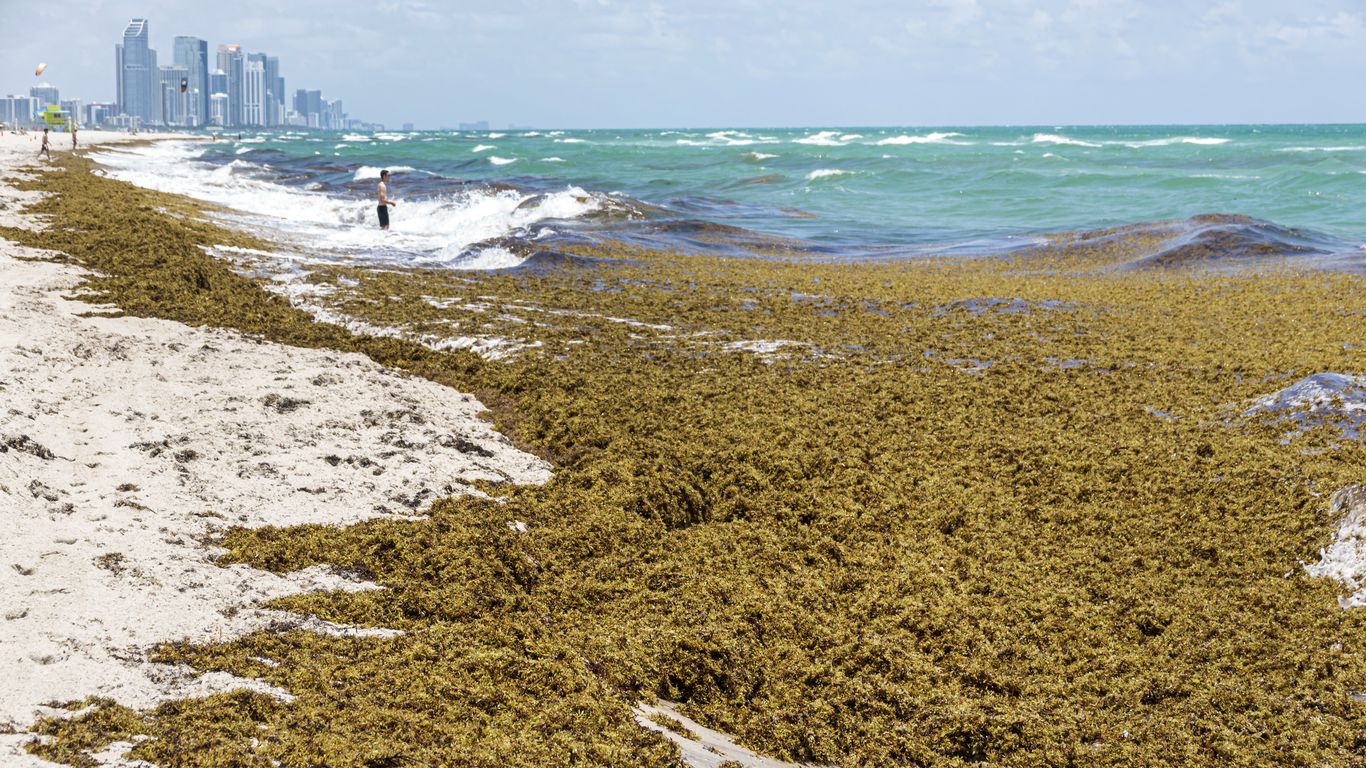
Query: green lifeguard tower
40 105 70 130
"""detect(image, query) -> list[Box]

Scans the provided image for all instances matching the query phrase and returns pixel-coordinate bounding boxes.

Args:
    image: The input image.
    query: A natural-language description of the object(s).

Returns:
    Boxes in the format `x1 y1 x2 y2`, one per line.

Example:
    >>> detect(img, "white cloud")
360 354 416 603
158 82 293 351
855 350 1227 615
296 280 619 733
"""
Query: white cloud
930 0 983 26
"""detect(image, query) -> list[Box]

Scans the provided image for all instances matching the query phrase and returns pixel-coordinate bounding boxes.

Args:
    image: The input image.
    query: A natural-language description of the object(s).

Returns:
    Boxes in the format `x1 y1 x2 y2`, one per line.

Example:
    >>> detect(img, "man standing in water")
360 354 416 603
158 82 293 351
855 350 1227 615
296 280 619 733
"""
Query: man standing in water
377 169 398 230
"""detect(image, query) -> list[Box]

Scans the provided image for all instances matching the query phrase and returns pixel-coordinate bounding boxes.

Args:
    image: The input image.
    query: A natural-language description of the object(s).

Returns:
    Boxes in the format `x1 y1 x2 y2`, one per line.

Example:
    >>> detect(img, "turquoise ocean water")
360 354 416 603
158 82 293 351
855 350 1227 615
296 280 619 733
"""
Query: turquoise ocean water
95 125 1366 268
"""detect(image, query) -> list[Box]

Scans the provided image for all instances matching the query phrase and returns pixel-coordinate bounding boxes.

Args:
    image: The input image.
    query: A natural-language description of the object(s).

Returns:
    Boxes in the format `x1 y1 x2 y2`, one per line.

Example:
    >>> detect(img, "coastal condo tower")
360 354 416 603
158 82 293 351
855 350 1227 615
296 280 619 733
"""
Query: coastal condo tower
115 18 155 124
216 44 244 128
173 36 209 127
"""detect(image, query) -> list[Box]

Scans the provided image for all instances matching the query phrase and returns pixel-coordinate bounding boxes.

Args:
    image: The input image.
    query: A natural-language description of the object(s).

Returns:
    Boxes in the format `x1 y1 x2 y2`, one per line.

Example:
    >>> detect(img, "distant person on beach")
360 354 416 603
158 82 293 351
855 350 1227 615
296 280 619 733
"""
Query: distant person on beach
377 169 398 230
71 126 78 149
38 129 50 159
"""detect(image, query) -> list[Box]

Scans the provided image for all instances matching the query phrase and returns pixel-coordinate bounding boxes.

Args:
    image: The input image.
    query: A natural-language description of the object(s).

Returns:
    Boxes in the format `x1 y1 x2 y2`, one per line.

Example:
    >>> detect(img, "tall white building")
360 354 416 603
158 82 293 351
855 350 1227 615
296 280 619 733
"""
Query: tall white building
209 93 229 127
242 58 265 127
323 99 345 130
216 44 244 127
155 65 190 126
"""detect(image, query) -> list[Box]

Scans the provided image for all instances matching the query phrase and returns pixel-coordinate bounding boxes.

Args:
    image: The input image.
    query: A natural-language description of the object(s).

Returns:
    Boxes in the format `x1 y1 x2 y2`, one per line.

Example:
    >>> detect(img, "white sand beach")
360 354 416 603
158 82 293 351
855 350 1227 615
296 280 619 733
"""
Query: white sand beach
0 132 552 764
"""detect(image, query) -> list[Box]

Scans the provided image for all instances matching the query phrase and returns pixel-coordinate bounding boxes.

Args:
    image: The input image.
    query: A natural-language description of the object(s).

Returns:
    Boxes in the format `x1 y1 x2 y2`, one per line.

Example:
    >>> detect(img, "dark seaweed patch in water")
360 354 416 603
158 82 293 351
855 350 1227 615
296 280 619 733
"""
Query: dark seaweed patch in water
463 233 625 272
500 250 609 272
1051 214 1355 271
606 218 815 257
725 174 785 188
232 148 294 165
1130 215 1331 269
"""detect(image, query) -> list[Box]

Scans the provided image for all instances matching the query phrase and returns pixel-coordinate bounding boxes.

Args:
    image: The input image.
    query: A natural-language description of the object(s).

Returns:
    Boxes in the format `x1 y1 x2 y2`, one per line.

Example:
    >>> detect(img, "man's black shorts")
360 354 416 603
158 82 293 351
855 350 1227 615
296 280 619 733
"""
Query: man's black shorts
377 204 389 227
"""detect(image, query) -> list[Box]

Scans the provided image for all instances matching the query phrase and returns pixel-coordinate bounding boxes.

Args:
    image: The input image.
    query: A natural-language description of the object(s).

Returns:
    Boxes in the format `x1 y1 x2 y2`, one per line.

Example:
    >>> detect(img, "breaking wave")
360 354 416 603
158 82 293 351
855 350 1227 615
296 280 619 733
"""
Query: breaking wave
806 168 853 181
875 132 970 146
1032 133 1103 148
92 142 609 269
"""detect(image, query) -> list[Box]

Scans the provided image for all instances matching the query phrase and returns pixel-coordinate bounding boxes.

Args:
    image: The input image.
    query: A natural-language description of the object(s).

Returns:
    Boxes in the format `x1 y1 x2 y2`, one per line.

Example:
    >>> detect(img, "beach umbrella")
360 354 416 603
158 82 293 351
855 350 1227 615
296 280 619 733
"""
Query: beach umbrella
34 63 47 76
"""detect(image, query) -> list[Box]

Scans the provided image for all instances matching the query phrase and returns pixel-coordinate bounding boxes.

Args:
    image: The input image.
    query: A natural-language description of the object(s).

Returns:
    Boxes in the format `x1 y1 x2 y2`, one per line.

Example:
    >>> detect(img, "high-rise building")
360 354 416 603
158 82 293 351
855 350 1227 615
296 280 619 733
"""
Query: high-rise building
216 44 244 127
86 102 116 127
60 99 84 127
155 65 190 126
209 70 228 98
0 95 39 128
262 56 281 127
116 18 156 122
209 93 229 127
173 36 209 127
30 84 60 110
294 89 323 128
242 56 265 127
275 74 286 124
323 99 345 130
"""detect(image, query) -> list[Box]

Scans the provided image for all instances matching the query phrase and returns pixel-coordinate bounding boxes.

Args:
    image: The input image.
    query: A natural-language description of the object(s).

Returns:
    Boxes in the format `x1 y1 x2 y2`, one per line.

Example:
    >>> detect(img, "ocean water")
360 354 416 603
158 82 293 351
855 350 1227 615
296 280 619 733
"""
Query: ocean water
92 125 1366 270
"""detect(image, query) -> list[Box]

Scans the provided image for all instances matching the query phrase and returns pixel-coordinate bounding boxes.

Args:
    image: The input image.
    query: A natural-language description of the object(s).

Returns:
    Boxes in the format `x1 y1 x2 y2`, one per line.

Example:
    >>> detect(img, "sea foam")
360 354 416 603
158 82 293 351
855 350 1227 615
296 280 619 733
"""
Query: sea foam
1277 146 1366 153
794 131 850 146
1032 134 1103 148
1121 137 1231 148
875 132 968 146
91 142 603 270
353 166 417 180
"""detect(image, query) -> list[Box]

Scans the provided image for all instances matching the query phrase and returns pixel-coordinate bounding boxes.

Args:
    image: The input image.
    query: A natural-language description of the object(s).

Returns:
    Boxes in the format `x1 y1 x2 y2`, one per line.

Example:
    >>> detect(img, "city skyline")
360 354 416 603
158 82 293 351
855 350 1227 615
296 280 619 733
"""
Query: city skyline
2 15 368 131
2 1 1364 128
110 17 356 130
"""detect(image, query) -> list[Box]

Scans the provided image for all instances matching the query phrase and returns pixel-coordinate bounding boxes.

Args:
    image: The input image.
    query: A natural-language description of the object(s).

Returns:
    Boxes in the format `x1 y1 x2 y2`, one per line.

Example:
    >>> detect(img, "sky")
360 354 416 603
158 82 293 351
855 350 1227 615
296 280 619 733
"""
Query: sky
1 0 1363 128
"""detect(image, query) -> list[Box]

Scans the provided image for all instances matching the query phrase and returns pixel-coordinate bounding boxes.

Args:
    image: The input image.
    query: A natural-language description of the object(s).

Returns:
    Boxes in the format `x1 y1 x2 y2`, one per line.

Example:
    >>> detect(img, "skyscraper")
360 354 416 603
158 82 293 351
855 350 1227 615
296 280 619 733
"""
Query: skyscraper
242 56 265 127
209 70 228 99
60 99 84 127
173 36 209 127
263 56 281 127
295 89 323 128
216 44 244 127
86 102 116 127
209 93 229 127
0 96 39 128
276 75 286 122
155 65 190 126
116 18 156 123
29 84 60 110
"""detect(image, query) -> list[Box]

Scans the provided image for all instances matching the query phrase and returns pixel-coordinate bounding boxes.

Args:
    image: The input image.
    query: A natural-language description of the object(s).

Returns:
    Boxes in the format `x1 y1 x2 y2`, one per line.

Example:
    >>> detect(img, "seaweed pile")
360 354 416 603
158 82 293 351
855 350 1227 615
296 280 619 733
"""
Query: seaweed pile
5 156 1365 767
